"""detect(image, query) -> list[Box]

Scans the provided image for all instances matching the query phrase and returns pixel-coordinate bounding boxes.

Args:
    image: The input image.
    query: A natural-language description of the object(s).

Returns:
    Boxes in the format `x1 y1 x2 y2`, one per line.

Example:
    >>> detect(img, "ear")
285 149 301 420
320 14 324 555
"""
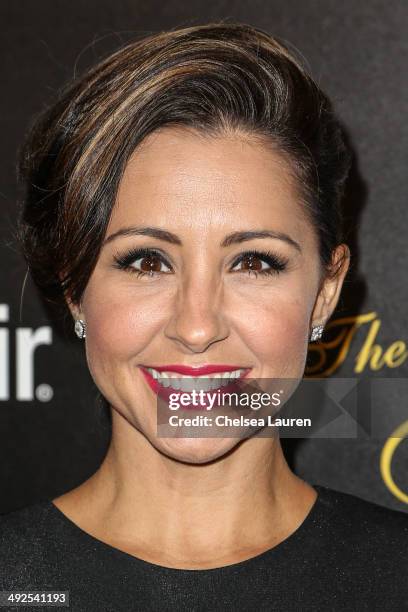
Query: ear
66 297 84 322
58 272 85 322
311 244 350 328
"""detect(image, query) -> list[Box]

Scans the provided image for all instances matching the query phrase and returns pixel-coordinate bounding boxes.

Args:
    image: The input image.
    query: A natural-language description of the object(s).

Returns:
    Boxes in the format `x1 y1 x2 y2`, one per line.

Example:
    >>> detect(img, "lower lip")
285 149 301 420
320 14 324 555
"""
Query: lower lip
139 366 252 409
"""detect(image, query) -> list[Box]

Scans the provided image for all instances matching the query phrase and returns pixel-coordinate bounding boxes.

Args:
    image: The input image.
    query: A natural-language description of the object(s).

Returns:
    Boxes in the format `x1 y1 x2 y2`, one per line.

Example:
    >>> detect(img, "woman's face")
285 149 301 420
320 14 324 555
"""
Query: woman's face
76 126 348 462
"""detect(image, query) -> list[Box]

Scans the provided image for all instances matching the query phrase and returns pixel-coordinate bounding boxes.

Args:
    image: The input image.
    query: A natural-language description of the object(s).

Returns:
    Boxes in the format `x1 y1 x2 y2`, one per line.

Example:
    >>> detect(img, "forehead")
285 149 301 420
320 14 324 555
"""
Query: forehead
109 126 310 235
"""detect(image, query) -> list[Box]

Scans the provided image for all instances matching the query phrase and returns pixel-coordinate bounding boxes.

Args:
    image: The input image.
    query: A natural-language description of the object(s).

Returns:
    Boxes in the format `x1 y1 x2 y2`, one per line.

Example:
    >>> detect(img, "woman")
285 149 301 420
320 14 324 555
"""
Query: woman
1 21 407 611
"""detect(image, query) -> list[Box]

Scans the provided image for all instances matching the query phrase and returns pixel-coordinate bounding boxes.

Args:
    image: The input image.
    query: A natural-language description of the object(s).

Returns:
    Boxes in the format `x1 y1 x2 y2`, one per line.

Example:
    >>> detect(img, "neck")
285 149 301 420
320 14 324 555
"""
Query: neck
53 407 317 568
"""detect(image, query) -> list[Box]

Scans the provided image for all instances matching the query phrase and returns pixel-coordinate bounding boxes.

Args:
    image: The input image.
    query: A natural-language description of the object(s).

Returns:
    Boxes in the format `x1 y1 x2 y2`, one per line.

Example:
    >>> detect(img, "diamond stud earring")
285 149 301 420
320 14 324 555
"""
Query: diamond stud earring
74 319 86 339
310 324 324 342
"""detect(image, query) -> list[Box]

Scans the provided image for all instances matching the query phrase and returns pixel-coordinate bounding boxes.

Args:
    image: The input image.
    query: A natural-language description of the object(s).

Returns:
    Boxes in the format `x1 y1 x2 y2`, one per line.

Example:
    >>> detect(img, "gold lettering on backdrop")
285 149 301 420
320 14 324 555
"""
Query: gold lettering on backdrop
306 311 408 377
306 311 408 505
380 420 408 505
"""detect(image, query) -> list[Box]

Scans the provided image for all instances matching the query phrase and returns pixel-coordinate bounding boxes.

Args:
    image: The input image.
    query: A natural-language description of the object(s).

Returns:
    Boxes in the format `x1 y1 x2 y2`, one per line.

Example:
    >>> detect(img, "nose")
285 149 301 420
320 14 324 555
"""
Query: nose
164 274 229 353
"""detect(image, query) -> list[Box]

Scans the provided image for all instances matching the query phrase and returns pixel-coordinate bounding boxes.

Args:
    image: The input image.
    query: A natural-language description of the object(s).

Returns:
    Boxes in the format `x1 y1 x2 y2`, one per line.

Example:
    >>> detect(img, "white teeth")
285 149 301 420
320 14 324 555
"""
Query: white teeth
145 368 245 391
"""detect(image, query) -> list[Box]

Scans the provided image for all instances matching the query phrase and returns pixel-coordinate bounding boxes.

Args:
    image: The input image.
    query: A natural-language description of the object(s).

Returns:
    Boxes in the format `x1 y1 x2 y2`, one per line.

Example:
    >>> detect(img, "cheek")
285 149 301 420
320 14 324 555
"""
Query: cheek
230 280 313 374
244 303 307 354
81 283 165 367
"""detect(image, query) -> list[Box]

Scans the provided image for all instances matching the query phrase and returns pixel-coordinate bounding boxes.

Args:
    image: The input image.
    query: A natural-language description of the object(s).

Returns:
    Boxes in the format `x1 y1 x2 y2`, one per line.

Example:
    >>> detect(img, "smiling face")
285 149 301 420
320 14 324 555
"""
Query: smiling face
70 126 348 462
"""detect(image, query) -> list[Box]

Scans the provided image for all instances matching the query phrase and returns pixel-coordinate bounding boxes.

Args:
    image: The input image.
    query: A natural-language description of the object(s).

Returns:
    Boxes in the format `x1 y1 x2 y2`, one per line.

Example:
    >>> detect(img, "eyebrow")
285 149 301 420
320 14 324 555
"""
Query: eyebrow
103 226 302 252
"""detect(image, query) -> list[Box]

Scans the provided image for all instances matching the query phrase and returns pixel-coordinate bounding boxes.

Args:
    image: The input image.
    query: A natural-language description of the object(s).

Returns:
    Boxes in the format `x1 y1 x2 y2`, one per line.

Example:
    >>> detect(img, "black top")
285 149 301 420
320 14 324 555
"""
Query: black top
0 484 407 611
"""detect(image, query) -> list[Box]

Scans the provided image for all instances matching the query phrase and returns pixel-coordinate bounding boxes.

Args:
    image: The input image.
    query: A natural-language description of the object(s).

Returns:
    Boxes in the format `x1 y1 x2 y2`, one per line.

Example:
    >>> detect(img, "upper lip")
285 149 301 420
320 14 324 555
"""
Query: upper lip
140 364 250 376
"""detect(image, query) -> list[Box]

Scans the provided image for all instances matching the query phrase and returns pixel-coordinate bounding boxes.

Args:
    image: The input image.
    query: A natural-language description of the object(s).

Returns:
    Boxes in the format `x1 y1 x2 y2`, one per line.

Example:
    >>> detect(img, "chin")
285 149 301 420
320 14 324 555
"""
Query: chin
154 436 242 465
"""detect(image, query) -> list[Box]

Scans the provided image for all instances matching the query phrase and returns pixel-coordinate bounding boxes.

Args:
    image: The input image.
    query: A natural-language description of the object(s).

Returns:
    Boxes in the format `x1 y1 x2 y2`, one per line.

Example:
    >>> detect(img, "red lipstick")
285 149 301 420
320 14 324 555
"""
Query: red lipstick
138 364 252 410
142 364 248 376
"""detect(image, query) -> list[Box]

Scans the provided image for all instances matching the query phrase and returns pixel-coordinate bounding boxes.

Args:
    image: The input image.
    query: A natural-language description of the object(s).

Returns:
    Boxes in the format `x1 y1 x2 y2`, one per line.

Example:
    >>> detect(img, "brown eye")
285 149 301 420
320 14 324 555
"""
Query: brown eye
113 248 173 277
239 254 265 272
230 250 288 276
138 254 163 273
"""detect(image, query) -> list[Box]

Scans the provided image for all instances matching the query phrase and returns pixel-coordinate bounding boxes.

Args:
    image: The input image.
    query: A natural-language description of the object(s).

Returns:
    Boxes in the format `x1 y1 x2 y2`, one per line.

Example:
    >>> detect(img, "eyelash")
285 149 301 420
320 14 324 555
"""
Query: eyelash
112 247 289 279
231 250 288 277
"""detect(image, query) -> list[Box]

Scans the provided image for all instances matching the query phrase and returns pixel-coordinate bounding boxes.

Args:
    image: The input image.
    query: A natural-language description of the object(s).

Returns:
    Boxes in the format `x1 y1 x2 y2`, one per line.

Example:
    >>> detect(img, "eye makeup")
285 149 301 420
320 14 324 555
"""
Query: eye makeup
112 247 171 278
230 249 289 277
112 246 289 279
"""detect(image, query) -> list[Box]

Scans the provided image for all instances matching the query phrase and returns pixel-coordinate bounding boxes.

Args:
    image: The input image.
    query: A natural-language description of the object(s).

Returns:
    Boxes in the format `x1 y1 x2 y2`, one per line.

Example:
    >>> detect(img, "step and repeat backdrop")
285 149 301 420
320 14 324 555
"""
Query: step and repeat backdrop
1 1 407 514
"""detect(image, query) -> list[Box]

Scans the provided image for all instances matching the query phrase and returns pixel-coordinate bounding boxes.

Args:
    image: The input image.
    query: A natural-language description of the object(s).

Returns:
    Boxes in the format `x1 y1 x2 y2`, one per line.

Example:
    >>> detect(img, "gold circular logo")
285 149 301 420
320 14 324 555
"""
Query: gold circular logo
380 419 408 505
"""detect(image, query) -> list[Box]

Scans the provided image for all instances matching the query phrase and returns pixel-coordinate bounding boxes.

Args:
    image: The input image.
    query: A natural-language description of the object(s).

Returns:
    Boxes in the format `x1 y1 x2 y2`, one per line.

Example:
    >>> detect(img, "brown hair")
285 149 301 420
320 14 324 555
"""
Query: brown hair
17 21 352 320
